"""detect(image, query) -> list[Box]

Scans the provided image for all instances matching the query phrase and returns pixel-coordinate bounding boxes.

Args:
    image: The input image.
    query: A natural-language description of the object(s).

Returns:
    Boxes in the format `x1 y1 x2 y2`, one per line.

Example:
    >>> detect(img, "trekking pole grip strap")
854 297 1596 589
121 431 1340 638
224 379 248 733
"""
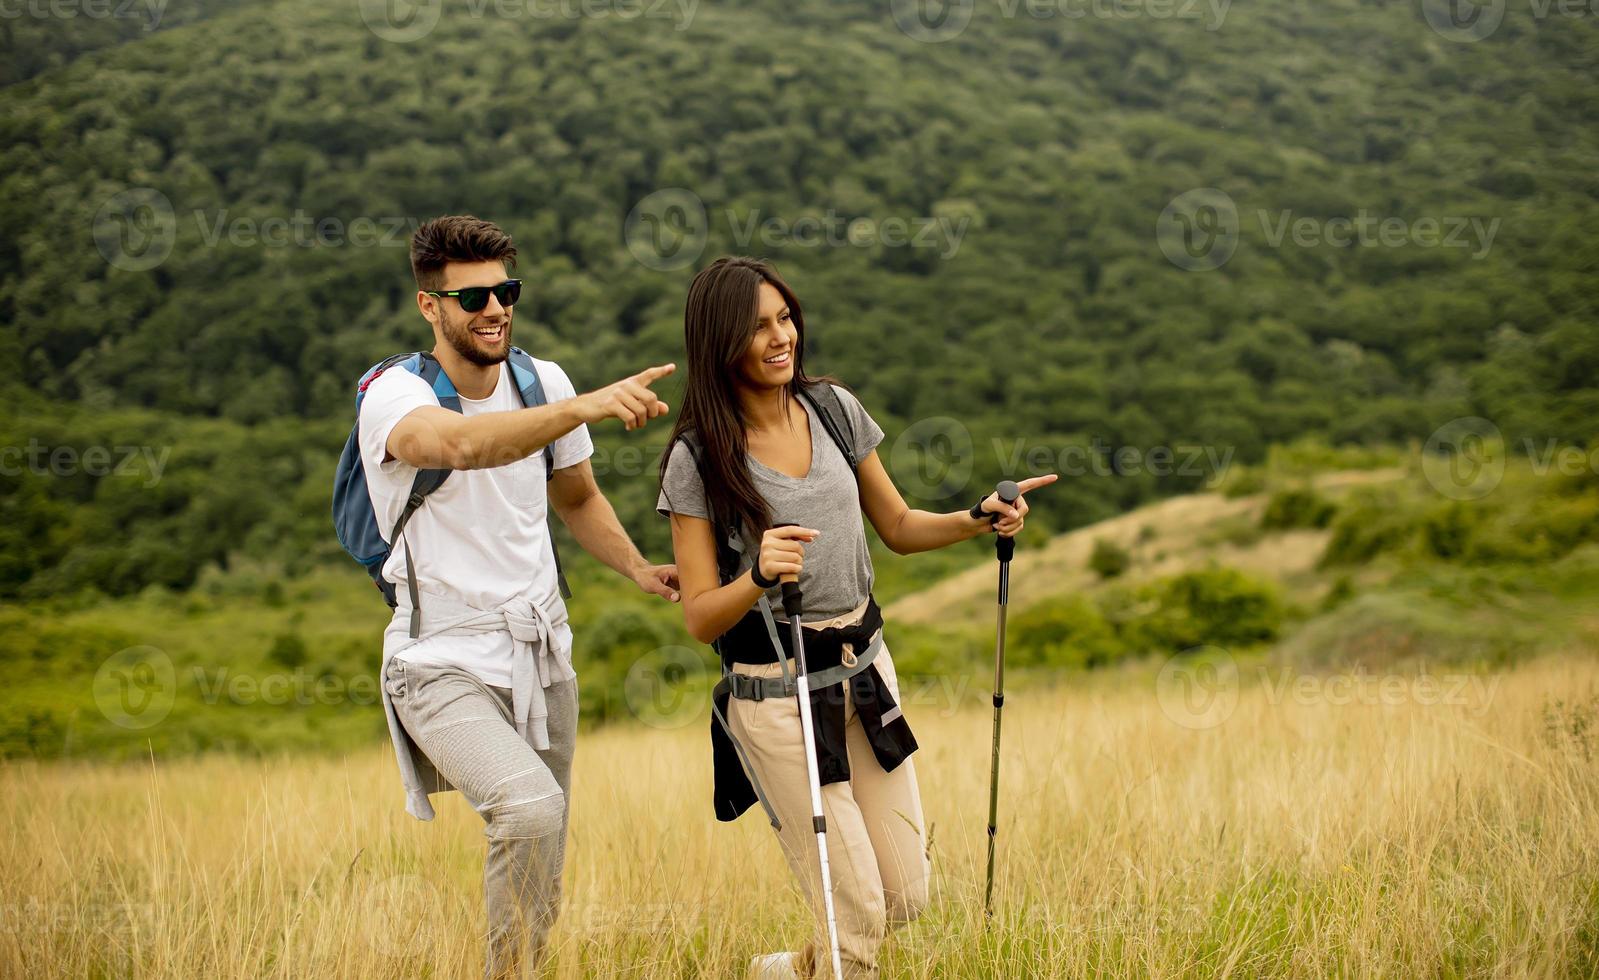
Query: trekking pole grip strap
751 561 780 590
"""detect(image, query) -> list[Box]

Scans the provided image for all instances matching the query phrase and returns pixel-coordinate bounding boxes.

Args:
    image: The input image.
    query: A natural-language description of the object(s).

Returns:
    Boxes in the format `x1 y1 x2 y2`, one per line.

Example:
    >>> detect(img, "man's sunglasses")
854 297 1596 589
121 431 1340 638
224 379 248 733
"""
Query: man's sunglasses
426 279 521 313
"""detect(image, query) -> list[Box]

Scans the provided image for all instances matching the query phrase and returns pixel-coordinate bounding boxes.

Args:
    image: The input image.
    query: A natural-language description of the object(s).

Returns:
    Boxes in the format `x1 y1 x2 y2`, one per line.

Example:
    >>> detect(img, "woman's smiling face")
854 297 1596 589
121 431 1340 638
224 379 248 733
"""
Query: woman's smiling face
735 281 797 391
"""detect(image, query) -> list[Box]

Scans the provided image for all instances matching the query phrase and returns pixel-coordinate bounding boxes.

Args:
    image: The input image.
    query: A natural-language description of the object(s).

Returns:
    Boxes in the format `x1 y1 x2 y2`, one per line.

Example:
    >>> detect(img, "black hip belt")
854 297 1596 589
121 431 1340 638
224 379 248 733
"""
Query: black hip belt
720 632 885 703
717 596 883 671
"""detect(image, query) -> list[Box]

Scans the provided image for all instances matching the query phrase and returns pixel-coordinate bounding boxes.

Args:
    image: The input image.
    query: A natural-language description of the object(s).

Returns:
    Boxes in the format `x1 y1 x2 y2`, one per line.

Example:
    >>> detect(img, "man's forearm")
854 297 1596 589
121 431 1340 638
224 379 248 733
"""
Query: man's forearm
556 488 648 579
389 401 586 471
451 402 584 470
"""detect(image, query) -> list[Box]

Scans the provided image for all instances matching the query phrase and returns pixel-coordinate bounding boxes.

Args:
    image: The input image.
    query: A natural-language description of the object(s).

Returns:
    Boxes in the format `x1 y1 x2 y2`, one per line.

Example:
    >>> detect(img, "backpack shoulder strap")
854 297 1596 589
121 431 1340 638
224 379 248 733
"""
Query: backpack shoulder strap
351 351 457 636
356 351 419 400
414 352 462 413
359 353 457 520
506 347 557 476
506 347 571 601
799 381 859 476
675 429 744 586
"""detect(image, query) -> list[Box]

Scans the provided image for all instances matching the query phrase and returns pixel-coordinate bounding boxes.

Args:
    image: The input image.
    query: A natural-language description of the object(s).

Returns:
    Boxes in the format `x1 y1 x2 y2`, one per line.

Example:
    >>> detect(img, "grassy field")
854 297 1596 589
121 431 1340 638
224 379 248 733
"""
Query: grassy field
5 448 1597 976
4 650 1596 978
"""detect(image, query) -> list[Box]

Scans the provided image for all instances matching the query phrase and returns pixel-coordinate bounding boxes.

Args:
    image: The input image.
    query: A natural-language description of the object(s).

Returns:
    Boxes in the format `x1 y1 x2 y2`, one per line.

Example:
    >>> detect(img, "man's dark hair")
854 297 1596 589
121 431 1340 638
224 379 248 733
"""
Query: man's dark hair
410 215 517 292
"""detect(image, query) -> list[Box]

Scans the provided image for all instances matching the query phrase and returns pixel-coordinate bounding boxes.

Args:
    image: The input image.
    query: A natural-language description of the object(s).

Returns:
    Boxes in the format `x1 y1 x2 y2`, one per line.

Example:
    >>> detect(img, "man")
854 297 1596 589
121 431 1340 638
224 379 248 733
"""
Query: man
359 215 678 978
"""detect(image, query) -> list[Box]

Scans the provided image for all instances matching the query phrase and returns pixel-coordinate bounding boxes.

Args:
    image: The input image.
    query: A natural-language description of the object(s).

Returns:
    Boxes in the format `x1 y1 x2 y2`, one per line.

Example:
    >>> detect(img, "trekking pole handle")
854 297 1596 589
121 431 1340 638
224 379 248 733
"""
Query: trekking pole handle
993 480 1021 516
771 523 805 617
993 480 1021 562
780 580 803 618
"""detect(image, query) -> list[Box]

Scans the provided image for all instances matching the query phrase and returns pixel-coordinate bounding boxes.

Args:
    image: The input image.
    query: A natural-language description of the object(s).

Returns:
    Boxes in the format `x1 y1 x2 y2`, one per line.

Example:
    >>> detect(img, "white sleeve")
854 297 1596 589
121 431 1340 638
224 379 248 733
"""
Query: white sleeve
357 368 439 480
538 360 594 470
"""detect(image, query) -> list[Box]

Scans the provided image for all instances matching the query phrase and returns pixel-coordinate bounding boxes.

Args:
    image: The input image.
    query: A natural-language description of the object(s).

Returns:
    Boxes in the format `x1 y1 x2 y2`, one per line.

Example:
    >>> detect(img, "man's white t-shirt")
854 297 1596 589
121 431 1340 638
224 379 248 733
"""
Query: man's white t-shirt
357 356 592 689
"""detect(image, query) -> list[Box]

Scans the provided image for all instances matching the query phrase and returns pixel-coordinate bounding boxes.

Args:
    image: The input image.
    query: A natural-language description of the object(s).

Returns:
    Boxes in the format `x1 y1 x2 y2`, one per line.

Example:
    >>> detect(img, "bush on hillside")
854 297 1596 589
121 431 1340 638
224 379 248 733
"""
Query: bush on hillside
1319 491 1415 566
1112 567 1285 654
1089 538 1132 579
1261 488 1338 530
1011 595 1126 670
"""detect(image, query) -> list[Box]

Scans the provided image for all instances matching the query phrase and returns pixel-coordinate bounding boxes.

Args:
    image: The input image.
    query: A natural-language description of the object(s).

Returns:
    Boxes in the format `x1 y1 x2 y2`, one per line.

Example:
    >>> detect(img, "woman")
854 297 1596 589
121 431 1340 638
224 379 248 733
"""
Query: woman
656 256 1053 979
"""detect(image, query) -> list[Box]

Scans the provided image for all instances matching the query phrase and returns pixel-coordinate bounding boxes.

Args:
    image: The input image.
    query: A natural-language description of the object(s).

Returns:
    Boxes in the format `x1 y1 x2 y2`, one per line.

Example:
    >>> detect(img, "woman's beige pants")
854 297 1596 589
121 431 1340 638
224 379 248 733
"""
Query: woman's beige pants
729 601 931 979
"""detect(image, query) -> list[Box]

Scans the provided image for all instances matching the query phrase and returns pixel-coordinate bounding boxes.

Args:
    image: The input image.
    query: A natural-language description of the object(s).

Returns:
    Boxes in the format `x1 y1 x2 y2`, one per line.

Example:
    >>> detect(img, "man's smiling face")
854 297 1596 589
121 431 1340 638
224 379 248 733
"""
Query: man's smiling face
428 260 515 367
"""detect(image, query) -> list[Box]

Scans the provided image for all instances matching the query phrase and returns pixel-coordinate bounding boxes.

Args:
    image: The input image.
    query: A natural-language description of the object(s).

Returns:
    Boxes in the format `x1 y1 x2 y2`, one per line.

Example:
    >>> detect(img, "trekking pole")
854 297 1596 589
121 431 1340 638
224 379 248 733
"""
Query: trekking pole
781 575 846 980
983 480 1022 919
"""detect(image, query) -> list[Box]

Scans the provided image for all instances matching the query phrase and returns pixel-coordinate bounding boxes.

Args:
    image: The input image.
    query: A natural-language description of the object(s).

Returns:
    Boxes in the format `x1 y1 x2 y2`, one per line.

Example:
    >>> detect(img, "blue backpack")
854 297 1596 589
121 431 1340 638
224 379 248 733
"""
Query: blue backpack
332 347 572 637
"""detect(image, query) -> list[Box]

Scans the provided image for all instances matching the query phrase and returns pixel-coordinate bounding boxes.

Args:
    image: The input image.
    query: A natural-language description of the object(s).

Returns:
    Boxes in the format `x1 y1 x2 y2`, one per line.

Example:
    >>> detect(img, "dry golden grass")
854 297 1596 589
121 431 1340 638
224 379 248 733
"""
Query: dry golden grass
3 651 1596 978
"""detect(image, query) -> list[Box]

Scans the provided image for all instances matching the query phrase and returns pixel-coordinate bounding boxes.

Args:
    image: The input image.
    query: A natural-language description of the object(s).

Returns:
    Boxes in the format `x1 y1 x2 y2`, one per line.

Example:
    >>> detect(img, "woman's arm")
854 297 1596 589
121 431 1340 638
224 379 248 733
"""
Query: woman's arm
857 449 1057 555
669 514 819 644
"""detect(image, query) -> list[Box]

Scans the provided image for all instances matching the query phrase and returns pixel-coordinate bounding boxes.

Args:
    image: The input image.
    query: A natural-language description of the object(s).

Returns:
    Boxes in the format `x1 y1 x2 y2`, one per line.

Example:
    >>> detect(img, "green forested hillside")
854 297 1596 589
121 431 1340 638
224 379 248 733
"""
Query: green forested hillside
0 0 256 86
1 0 1596 601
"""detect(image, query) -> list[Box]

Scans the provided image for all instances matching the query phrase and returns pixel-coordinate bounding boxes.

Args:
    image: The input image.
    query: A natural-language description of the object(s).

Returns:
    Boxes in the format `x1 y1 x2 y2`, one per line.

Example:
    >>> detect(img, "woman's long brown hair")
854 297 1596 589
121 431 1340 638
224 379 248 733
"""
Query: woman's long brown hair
660 256 831 544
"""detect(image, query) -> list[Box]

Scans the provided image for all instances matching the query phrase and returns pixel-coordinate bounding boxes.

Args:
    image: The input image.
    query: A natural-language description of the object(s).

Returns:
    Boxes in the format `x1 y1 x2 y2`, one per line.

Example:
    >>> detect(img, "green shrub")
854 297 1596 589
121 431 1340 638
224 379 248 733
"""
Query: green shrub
1522 494 1599 556
1321 575 1356 611
1089 538 1131 579
1010 595 1127 670
1320 494 1415 566
1261 488 1338 530
1121 567 1285 653
268 631 308 669
1421 502 1479 560
1220 466 1267 498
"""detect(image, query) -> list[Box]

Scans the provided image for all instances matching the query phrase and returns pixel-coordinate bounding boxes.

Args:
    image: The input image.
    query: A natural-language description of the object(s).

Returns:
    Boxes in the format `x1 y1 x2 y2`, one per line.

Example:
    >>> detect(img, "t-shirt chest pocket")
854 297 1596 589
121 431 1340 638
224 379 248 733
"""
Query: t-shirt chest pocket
490 453 546 508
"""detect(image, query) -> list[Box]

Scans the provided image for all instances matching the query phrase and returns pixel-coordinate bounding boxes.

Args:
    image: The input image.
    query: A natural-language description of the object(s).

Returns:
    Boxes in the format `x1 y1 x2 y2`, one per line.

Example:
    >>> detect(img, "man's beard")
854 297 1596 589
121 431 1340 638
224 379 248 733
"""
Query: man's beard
441 308 512 367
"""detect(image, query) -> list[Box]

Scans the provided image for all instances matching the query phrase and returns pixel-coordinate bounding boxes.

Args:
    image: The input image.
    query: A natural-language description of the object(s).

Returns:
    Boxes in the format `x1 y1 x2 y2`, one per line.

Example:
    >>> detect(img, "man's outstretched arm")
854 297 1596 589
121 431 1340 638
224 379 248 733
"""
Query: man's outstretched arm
385 363 675 470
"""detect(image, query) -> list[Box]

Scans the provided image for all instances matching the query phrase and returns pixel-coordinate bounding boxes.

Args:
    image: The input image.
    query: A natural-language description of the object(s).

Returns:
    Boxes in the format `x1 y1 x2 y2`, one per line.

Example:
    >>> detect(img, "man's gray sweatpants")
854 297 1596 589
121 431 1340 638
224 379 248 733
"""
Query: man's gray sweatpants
384 656 578 980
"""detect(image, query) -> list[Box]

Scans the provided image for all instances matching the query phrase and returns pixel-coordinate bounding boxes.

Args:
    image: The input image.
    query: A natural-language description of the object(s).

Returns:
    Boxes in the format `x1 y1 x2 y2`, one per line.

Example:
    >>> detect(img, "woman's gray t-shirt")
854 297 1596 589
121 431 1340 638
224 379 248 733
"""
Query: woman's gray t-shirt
655 384 886 621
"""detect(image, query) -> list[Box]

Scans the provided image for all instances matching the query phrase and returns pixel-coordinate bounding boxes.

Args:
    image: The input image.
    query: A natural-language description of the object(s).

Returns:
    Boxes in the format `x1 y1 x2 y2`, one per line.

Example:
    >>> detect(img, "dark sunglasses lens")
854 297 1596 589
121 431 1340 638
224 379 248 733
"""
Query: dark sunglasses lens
456 287 490 313
494 281 521 308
